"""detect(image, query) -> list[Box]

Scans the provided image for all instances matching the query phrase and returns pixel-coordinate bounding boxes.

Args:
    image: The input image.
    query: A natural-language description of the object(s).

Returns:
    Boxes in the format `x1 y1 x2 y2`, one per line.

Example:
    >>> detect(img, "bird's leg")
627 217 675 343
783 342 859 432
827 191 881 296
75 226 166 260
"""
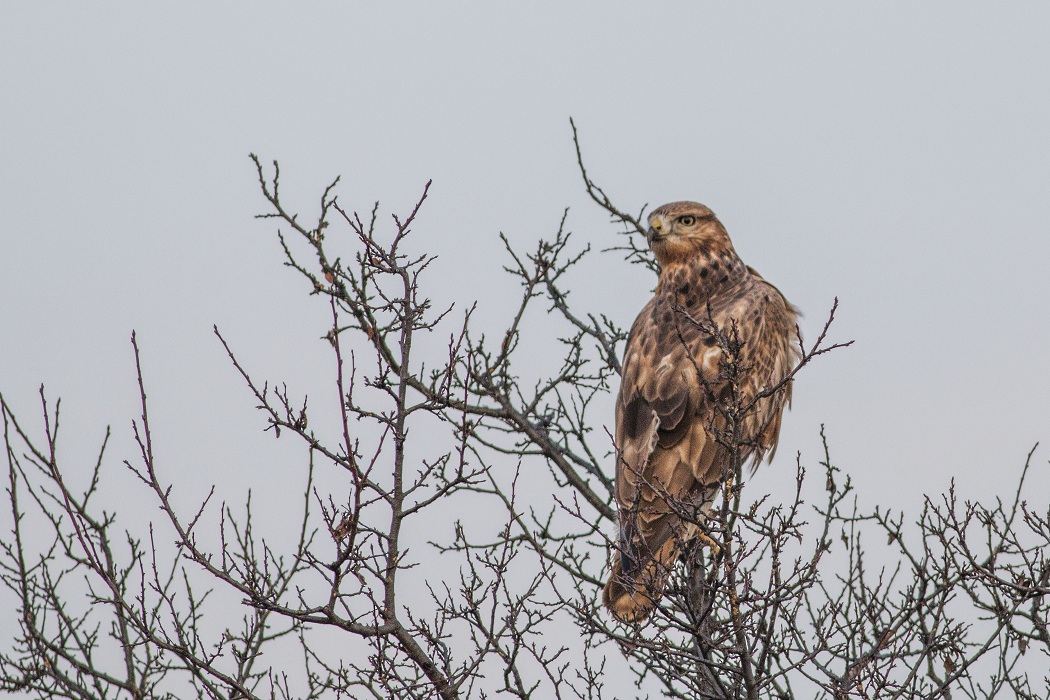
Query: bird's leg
698 473 733 557
696 530 721 557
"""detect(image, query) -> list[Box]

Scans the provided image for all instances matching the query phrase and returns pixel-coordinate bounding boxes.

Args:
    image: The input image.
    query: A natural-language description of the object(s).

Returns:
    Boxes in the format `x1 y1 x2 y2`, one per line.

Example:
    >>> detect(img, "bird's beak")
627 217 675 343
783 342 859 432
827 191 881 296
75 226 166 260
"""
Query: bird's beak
647 217 665 243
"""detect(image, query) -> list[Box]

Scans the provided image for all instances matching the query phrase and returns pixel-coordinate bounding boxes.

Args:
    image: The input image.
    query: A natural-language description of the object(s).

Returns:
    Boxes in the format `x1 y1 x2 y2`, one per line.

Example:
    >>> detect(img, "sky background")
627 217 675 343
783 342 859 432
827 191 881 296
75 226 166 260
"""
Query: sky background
2 2 1049 690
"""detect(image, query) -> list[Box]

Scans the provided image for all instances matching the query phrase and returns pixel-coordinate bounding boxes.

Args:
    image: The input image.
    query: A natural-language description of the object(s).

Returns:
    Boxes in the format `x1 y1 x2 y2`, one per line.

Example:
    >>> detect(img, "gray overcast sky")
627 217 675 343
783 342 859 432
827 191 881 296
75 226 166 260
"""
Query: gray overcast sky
2 0 1049 604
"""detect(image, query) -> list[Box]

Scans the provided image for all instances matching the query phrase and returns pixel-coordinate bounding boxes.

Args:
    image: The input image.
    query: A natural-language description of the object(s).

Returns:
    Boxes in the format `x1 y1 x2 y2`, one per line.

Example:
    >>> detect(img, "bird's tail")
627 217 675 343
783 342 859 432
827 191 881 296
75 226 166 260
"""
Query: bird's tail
602 533 681 623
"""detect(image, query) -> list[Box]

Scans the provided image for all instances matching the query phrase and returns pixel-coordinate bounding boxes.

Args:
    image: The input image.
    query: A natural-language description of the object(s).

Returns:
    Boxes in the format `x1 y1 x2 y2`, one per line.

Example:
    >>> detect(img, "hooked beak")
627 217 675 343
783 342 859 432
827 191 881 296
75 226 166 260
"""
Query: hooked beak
647 216 666 244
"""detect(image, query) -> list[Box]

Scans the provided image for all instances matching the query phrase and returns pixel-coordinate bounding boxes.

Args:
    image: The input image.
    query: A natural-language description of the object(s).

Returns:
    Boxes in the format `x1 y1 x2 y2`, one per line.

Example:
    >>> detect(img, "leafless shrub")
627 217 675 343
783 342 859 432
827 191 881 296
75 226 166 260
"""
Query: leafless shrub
1 134 1047 699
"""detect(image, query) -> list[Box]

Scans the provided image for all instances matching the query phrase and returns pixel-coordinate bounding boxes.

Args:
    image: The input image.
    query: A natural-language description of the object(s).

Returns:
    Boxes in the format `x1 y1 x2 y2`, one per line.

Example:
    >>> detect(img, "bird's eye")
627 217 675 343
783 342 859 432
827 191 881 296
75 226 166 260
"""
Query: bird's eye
677 215 696 226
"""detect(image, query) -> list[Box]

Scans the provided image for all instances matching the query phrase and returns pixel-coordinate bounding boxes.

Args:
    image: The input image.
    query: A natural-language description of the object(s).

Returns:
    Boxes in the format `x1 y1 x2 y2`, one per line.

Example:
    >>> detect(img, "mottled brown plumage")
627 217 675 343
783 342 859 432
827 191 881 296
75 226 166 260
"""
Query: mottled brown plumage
603 201 800 623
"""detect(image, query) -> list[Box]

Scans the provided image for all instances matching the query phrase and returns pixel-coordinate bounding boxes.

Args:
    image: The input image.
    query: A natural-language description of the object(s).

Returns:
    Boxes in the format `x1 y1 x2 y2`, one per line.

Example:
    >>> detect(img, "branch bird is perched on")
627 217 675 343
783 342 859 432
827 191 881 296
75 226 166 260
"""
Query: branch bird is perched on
603 201 800 623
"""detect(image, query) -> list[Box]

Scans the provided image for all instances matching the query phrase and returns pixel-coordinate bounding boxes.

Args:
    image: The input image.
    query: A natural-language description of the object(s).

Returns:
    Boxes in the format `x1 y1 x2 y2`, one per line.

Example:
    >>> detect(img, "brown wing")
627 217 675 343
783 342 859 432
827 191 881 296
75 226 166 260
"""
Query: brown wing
730 273 801 467
603 271 798 622
604 297 726 622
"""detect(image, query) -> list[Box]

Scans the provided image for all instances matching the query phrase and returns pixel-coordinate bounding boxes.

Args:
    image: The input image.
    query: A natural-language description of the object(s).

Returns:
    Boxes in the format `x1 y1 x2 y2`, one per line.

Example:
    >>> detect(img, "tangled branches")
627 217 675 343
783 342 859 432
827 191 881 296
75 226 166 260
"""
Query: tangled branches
1 145 1047 698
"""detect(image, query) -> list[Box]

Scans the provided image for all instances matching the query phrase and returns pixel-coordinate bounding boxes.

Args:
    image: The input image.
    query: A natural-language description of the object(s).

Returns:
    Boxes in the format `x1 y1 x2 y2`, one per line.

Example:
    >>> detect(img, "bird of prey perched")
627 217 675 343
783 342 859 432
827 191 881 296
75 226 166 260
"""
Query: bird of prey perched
603 201 800 623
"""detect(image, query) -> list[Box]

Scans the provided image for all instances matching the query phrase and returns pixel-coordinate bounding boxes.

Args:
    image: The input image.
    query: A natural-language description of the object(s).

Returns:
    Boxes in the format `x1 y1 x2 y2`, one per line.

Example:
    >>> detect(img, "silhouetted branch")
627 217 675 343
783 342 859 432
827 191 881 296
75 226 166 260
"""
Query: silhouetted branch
0 143 1045 699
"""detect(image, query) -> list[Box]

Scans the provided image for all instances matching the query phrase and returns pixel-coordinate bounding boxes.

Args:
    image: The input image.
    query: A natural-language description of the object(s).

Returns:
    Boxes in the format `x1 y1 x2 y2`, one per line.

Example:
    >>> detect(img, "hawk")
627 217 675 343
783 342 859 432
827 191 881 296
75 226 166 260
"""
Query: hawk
603 201 800 623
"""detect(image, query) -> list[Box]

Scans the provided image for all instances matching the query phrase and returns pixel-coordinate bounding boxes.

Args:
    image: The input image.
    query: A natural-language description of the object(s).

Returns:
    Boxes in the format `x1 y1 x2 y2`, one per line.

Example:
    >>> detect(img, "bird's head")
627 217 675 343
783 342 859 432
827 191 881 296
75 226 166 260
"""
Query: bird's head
647 201 733 267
